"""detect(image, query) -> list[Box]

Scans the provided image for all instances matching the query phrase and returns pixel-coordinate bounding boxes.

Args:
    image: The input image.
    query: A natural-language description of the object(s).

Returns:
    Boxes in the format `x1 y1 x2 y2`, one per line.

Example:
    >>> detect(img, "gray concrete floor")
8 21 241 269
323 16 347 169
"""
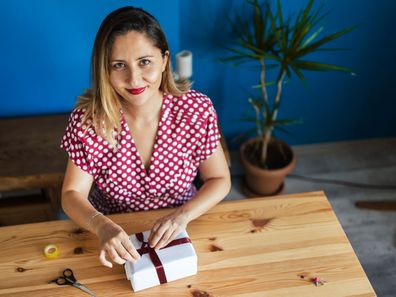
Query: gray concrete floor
226 137 396 297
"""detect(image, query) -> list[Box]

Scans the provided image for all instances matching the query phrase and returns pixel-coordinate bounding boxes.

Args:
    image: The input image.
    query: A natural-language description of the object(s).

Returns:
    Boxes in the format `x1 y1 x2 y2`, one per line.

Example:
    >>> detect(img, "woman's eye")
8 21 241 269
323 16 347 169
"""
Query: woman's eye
140 59 151 66
112 62 126 70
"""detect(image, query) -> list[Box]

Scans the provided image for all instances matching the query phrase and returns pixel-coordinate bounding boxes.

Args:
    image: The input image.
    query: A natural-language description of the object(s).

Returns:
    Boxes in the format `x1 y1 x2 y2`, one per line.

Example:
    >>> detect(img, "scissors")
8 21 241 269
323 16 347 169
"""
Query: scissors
49 268 96 296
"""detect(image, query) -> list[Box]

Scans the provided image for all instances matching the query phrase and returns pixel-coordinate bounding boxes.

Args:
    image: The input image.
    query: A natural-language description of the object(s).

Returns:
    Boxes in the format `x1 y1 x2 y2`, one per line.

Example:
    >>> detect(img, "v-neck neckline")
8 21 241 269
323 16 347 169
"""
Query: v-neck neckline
121 94 167 177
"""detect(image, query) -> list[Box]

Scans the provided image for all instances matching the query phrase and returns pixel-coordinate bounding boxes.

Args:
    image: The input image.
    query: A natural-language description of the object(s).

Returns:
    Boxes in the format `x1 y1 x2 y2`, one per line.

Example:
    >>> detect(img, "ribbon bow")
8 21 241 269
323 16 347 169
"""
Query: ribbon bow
135 232 192 284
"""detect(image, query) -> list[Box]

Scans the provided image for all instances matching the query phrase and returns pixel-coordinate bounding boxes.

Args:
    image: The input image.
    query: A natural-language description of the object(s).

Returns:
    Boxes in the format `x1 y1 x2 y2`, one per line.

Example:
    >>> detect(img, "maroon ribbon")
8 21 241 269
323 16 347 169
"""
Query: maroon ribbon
135 232 192 284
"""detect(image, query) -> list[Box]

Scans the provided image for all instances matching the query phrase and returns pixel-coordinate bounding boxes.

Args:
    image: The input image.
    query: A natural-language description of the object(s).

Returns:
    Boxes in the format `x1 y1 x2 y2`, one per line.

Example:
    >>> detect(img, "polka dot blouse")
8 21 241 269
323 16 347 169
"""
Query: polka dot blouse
60 90 221 214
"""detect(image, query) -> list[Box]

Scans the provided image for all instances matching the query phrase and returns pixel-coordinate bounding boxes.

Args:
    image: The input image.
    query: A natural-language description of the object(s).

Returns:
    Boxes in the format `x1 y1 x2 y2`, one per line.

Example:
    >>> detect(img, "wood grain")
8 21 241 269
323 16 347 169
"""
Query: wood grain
0 191 376 296
0 114 68 192
0 114 68 213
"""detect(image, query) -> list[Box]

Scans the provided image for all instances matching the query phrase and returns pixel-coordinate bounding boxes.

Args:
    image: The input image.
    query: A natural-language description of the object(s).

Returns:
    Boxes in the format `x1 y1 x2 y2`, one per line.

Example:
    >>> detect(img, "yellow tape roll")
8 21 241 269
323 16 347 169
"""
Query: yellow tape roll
43 244 60 259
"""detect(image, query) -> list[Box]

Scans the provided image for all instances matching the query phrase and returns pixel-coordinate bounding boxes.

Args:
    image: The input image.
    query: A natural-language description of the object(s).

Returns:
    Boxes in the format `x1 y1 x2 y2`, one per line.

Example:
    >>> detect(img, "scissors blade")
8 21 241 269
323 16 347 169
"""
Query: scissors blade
73 282 96 297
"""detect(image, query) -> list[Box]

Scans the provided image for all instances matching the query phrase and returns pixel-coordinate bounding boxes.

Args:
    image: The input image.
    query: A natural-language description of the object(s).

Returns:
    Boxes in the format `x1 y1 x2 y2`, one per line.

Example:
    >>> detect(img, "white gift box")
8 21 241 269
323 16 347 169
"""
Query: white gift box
124 230 197 292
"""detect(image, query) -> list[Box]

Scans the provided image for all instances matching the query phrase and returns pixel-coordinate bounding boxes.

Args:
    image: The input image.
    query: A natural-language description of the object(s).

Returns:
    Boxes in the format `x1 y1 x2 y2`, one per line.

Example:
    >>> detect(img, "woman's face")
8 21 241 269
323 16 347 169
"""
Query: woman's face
109 30 168 107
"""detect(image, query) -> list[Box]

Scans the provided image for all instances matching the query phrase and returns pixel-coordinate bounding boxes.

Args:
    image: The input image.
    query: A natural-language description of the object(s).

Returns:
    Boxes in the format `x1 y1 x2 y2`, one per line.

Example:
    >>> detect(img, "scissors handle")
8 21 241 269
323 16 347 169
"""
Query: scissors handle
63 268 76 281
49 269 96 296
50 268 76 285
55 276 70 285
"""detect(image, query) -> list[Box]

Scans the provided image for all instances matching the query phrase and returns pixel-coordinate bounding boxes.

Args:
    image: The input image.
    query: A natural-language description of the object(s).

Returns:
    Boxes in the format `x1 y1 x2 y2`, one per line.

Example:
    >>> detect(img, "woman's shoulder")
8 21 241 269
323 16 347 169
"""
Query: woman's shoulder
68 108 85 122
184 89 212 103
68 107 94 126
65 108 96 136
167 89 215 119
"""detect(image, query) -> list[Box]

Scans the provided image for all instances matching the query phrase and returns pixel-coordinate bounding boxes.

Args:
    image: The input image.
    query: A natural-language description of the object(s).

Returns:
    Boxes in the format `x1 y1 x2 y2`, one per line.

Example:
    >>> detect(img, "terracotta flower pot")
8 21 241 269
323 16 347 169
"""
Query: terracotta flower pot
240 138 296 196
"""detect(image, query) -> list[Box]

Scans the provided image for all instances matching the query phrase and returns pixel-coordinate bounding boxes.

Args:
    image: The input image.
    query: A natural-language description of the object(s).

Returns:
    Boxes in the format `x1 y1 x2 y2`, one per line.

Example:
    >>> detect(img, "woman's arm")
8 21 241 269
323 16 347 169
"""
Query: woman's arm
62 159 140 267
148 144 231 249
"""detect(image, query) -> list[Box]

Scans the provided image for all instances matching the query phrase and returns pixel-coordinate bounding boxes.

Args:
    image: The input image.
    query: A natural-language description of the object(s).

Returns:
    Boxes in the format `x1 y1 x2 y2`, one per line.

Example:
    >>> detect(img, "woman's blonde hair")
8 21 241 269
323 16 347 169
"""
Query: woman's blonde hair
76 6 190 146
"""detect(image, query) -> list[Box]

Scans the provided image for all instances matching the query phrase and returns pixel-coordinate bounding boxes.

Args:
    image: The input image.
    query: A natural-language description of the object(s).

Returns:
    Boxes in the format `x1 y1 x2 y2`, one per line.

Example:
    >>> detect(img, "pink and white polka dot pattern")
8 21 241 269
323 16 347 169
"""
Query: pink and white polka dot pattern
60 90 221 213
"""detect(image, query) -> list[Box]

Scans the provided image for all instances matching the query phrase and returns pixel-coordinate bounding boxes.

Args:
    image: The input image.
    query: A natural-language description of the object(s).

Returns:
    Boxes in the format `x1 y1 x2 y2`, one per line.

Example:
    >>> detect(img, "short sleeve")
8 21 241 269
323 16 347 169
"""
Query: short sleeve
60 110 93 175
196 101 221 163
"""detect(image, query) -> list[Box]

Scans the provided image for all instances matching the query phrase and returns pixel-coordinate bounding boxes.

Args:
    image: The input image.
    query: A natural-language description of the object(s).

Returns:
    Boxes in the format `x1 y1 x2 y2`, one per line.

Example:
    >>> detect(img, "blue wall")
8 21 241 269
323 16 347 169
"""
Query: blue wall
0 0 179 116
1 0 395 147
180 0 396 146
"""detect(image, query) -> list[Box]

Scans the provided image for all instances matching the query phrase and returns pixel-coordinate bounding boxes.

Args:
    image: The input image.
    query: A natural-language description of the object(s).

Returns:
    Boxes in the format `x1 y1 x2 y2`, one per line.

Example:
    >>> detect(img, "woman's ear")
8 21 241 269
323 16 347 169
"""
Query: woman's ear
162 51 169 72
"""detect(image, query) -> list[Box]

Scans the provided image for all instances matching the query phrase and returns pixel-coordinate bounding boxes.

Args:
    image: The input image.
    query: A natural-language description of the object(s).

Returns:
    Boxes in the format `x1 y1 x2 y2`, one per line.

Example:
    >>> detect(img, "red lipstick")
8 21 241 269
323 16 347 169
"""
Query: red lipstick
127 87 146 95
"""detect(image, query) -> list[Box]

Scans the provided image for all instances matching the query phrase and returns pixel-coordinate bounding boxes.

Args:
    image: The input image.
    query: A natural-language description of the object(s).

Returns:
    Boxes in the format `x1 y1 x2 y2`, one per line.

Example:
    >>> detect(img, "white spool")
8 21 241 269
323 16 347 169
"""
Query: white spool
176 50 193 79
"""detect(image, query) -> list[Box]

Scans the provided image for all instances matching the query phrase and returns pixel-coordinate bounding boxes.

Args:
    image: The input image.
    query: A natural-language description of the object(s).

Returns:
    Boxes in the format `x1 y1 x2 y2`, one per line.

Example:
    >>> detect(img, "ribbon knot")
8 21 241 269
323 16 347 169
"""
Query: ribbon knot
135 232 192 284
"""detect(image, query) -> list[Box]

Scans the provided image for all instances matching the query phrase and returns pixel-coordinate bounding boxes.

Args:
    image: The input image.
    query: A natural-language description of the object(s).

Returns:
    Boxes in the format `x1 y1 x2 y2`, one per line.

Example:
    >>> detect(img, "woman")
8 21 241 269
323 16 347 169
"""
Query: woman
60 6 230 268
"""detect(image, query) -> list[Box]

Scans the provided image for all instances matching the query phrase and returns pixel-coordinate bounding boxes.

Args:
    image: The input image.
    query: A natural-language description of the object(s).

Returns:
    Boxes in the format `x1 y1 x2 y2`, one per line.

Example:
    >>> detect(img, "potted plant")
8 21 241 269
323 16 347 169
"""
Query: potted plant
223 0 355 195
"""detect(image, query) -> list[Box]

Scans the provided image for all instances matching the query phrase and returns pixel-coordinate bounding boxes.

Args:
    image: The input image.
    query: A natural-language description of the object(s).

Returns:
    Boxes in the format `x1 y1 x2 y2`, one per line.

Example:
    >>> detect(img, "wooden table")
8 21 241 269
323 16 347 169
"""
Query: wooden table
0 114 69 211
0 191 376 296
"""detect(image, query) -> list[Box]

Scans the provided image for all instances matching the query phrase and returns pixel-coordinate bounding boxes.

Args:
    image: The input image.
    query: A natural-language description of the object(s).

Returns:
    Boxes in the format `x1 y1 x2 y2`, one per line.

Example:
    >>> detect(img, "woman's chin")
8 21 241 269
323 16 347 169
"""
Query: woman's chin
125 94 152 107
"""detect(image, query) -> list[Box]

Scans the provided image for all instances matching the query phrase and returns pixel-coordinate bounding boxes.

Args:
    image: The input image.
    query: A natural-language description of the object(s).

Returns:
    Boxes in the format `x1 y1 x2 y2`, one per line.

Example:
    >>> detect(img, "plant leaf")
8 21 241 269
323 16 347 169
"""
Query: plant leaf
236 40 265 55
294 60 352 72
254 0 263 47
297 25 357 57
224 46 264 60
290 63 306 80
301 26 324 48
252 80 277 88
274 118 303 126
273 125 294 136
314 47 350 52
290 0 314 49
231 128 257 144
218 55 249 62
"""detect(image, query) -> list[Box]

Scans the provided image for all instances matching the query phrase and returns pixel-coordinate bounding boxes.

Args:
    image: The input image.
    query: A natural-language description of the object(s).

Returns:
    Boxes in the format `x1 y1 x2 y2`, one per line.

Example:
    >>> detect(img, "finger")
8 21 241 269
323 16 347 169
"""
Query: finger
149 222 169 248
99 249 113 268
116 244 135 263
148 221 162 243
121 238 140 261
165 226 184 246
165 229 181 246
154 227 174 250
107 247 126 265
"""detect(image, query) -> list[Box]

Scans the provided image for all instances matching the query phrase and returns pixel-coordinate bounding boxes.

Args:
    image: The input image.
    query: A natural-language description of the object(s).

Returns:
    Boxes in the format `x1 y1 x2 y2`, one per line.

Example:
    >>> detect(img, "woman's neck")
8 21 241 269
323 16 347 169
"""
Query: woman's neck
122 91 163 125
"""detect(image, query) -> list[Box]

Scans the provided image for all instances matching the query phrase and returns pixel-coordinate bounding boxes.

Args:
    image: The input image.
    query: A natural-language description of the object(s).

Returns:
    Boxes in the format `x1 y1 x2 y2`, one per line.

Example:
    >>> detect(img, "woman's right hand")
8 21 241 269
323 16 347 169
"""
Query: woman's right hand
93 217 141 268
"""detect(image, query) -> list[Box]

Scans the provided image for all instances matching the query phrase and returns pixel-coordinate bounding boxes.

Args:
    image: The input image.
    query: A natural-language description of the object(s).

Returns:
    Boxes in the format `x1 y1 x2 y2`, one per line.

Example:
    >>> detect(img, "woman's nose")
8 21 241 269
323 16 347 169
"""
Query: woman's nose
125 68 141 86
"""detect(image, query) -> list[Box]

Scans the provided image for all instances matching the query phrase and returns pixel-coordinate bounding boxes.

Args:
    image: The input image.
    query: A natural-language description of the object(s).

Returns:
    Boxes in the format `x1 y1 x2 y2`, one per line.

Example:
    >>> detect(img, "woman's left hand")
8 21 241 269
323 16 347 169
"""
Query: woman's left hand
148 210 190 250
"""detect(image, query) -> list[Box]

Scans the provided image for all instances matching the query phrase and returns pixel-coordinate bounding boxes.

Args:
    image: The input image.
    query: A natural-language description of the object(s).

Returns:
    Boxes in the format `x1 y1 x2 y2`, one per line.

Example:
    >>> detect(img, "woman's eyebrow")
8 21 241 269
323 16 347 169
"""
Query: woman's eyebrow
111 55 154 62
136 55 154 60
